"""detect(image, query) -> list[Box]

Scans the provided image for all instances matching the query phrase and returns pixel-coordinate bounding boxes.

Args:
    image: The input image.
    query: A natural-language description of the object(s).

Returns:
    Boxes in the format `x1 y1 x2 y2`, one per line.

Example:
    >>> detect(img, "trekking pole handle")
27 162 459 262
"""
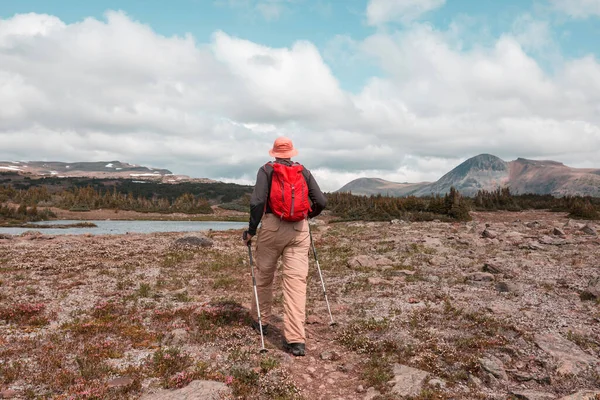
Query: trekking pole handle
243 230 252 246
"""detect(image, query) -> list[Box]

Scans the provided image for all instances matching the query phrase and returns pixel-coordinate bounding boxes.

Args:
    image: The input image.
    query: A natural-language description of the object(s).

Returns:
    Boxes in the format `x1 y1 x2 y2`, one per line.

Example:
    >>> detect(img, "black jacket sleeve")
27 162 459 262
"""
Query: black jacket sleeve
303 168 327 219
248 166 269 235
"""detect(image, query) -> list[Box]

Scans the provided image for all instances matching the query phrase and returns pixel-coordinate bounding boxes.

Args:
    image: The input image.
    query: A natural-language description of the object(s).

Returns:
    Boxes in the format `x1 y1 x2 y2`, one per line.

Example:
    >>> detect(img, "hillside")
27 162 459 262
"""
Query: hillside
338 155 600 197
0 160 215 184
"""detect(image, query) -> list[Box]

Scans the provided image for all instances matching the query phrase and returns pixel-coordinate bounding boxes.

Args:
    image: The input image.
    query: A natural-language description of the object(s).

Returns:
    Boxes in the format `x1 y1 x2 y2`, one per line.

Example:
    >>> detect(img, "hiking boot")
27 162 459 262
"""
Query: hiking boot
283 340 305 356
251 320 269 335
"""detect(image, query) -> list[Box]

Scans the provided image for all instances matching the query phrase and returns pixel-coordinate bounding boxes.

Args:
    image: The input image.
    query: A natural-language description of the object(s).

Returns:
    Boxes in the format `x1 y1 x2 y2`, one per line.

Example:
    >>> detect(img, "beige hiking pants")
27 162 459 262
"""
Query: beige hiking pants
251 213 310 344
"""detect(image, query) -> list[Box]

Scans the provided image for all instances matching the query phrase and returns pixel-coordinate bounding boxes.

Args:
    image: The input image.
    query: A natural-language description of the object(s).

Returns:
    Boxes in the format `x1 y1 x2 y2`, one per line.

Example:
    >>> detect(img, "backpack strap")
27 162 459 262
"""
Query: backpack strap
262 162 274 213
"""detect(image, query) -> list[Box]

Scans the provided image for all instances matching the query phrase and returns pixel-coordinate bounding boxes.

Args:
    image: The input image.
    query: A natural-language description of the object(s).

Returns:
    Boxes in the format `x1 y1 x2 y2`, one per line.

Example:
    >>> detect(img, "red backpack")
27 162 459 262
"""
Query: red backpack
265 162 312 222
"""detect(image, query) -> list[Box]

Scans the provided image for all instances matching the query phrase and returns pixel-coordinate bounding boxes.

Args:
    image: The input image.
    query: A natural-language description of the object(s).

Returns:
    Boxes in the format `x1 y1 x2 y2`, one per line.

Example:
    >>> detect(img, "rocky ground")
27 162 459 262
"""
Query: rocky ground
1 210 599 399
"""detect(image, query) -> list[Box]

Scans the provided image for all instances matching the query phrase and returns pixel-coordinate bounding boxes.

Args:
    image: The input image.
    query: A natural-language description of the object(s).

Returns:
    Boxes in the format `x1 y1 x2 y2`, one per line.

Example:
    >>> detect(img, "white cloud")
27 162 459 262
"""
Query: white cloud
512 14 553 52
1 11 600 192
215 0 296 21
366 0 446 25
549 0 600 18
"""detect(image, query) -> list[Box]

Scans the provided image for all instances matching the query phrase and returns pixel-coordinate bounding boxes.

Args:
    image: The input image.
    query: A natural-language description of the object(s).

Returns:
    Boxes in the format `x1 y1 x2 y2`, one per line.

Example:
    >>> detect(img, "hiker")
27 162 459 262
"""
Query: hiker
243 136 327 356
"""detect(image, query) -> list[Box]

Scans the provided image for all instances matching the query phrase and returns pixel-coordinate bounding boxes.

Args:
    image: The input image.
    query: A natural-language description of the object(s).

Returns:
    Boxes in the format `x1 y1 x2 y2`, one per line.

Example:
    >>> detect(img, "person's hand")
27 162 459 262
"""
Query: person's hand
242 231 253 246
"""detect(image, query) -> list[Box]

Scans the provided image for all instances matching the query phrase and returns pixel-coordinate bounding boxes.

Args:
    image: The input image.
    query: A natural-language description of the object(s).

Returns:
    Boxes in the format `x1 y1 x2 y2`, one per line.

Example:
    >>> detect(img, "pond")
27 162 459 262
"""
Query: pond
0 220 248 236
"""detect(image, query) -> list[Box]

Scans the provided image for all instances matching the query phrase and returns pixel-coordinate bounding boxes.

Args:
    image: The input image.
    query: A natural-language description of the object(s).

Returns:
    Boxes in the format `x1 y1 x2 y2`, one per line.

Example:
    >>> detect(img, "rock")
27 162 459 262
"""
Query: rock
581 225 597 236
513 371 534 381
140 380 230 400
389 269 416 277
483 263 505 274
173 236 213 249
108 376 135 388
0 234 13 240
306 315 324 325
510 390 557 400
368 277 392 285
564 219 581 228
482 229 498 239
20 230 42 239
388 364 429 397
390 219 405 225
539 236 558 245
534 333 600 375
527 241 544 250
320 351 341 361
559 391 600 400
479 355 508 380
356 385 365 393
427 378 446 389
348 255 377 269
495 281 522 294
466 272 495 282
581 224 597 236
468 374 482 387
553 227 566 236
168 328 190 345
0 390 17 399
527 221 541 229
363 387 381 400
580 277 600 301
375 257 394 266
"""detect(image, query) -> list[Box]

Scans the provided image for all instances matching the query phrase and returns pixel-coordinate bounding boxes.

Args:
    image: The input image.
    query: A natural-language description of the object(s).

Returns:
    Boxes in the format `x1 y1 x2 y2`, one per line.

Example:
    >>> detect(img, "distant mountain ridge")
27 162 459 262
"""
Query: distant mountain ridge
0 160 216 184
337 154 600 197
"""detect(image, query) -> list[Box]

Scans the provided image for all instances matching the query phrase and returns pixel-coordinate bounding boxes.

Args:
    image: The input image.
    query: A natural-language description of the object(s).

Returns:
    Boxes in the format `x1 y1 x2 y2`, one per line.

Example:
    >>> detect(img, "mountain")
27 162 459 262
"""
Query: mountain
0 160 215 183
337 154 600 197
336 177 429 197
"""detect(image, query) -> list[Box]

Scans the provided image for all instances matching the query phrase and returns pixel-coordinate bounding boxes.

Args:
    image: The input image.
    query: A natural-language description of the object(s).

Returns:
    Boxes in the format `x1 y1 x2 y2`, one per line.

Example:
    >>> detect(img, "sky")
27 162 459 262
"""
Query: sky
0 0 599 191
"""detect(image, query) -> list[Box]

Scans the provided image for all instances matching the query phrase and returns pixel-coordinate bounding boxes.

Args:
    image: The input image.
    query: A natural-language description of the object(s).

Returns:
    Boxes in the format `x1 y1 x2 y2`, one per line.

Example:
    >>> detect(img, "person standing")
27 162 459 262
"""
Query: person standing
243 136 327 356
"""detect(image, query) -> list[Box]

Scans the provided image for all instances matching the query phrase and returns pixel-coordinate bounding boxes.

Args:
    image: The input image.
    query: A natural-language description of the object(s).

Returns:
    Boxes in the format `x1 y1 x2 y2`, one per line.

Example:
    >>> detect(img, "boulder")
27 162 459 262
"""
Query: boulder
580 277 600 301
482 229 498 239
479 355 508 380
107 376 135 389
466 272 495 282
167 328 190 346
534 333 600 375
388 364 429 397
140 380 231 400
553 227 566 236
347 255 377 269
320 350 341 361
581 225 597 236
363 387 382 400
526 241 544 251
20 230 42 239
495 281 523 294
527 221 541 229
559 391 600 400
483 263 505 274
173 236 213 249
510 390 556 400
367 277 391 285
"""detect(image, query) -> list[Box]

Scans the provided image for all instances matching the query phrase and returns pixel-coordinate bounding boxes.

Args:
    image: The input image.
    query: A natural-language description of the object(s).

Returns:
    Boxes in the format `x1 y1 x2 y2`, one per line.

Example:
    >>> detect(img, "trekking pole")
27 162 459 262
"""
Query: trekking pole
243 231 268 354
308 223 337 326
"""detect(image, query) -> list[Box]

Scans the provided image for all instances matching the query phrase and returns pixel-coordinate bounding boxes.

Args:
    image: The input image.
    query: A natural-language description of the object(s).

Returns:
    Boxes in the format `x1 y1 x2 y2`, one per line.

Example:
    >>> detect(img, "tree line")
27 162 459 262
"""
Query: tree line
1 174 599 223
